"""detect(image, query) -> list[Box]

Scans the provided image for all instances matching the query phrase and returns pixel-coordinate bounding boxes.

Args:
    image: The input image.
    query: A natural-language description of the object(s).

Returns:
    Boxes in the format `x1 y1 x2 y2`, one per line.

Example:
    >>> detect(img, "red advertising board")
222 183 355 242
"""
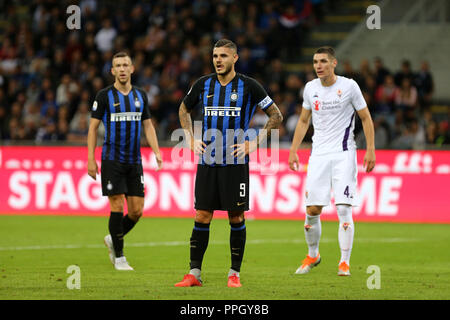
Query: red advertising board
0 146 449 223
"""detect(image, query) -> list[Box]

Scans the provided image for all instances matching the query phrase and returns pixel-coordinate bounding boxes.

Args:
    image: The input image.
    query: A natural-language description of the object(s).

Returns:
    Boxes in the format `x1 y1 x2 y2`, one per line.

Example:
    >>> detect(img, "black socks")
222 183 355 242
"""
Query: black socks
189 220 247 273
230 220 246 272
109 211 124 257
122 214 137 235
189 222 210 270
109 212 138 257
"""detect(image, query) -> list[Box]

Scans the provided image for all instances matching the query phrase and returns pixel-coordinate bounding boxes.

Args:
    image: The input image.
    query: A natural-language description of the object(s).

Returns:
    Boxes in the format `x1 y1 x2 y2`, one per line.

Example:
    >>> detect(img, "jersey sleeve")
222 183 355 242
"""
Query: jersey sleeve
91 90 108 120
350 79 367 111
248 78 273 110
140 89 151 120
183 78 204 111
302 83 312 110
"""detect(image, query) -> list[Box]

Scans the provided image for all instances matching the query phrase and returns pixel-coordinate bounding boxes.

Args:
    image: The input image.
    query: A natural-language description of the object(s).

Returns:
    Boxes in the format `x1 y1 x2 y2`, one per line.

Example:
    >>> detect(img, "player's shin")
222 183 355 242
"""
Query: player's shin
304 214 321 258
109 211 124 257
122 214 137 236
336 204 354 265
229 220 246 276
189 222 210 279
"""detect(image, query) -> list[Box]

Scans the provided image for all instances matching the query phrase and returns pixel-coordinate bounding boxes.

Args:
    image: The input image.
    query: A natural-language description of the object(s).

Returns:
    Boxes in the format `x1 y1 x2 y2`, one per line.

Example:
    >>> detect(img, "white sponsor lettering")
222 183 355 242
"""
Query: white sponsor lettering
275 174 301 213
78 175 108 210
110 112 142 122
249 176 277 212
30 172 53 209
204 106 241 117
378 177 402 215
49 172 79 209
353 177 377 215
8 172 30 209
159 173 191 210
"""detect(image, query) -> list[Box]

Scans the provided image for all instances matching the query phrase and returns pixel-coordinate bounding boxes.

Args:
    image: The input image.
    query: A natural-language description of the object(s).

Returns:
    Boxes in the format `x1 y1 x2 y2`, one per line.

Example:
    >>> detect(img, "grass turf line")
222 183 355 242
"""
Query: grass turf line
0 215 449 300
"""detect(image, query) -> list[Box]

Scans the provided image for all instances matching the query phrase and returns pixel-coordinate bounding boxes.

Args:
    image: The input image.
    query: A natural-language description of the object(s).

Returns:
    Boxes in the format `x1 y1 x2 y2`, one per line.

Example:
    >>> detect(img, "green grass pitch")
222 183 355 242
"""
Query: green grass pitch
0 215 449 300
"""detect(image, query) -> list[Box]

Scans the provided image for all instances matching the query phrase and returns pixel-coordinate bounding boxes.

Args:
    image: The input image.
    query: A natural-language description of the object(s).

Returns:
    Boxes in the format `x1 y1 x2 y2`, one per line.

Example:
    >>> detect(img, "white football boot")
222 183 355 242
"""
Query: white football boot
103 234 115 265
114 256 134 271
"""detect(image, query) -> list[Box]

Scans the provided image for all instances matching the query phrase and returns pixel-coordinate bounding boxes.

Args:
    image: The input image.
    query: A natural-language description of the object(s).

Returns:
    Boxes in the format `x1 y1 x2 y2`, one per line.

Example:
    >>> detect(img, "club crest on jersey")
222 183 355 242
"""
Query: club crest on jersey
337 89 342 98
313 100 320 111
134 99 140 108
230 92 238 102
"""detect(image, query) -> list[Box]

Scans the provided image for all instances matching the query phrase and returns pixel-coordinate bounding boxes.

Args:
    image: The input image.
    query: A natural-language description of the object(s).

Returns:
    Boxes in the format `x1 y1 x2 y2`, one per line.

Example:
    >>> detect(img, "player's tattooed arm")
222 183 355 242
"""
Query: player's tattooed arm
179 102 206 154
233 103 283 158
258 103 283 145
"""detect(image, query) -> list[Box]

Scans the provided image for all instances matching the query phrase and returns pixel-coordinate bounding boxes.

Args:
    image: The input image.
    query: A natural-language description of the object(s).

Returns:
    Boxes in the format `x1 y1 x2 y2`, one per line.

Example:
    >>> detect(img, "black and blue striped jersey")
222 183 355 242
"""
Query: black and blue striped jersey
91 85 151 164
183 73 273 166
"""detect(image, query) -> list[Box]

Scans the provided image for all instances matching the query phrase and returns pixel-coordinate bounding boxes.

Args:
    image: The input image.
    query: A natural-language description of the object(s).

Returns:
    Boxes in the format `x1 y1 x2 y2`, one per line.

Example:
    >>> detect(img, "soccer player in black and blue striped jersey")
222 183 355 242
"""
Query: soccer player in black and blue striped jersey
175 39 283 287
87 52 163 271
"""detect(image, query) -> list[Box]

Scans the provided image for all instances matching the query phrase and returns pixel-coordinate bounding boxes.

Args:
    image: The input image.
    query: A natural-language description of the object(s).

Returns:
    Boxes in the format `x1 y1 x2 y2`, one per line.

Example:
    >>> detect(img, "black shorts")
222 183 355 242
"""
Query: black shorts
194 164 250 211
101 160 145 197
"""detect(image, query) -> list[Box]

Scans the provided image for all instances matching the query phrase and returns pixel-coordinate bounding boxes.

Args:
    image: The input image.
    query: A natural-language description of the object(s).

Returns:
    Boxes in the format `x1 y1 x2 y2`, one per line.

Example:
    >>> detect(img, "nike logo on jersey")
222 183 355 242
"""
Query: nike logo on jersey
113 102 120 107
207 94 214 98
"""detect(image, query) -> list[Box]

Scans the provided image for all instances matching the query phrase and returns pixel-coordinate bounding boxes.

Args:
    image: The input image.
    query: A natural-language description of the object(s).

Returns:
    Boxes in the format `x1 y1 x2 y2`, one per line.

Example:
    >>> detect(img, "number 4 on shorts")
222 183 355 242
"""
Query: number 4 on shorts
344 186 349 198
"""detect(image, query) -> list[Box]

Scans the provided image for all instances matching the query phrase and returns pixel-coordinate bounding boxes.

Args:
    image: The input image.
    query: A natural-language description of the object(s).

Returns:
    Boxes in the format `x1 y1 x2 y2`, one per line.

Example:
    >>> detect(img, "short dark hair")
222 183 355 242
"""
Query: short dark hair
213 39 237 52
315 46 336 59
112 51 132 63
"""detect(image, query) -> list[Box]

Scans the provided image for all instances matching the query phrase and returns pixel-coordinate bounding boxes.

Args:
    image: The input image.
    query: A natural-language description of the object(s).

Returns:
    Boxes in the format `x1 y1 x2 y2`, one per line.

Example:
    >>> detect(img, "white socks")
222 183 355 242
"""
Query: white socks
189 268 201 280
304 214 321 258
228 269 240 278
336 204 354 265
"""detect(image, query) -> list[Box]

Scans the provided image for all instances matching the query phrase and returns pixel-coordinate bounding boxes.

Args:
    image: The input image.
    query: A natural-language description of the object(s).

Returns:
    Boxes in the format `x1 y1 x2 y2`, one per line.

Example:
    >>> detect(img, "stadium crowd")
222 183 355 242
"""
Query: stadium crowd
0 0 448 149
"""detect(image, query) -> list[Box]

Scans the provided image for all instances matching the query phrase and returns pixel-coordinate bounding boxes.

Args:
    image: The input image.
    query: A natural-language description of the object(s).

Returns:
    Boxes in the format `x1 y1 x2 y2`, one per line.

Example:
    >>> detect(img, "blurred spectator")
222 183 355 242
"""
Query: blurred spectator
0 105 7 139
40 90 58 117
375 74 397 116
391 118 425 150
373 57 390 86
359 59 373 80
67 116 89 143
286 104 302 139
414 61 434 111
394 59 414 87
35 119 59 142
70 102 90 132
311 0 326 24
0 0 446 149
435 121 450 147
95 19 117 53
395 77 418 122
278 3 310 60
425 120 438 145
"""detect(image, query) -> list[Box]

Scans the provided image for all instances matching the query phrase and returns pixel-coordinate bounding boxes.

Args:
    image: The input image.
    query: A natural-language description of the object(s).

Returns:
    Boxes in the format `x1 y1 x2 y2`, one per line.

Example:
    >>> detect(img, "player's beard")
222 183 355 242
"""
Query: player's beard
216 63 232 76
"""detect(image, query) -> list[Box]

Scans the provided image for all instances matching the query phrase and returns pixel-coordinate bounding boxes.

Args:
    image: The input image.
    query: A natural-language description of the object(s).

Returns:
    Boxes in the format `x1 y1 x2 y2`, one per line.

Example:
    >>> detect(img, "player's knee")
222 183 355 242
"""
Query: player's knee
109 195 125 212
128 208 143 221
195 210 213 224
228 211 244 224
306 206 322 216
336 204 353 223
